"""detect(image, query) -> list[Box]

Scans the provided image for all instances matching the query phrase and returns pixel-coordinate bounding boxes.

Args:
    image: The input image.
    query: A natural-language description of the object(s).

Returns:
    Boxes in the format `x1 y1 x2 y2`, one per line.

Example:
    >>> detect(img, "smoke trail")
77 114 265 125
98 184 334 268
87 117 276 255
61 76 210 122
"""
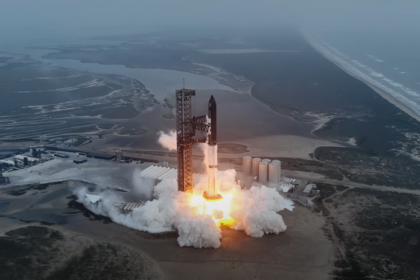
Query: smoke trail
157 130 177 151
72 169 293 249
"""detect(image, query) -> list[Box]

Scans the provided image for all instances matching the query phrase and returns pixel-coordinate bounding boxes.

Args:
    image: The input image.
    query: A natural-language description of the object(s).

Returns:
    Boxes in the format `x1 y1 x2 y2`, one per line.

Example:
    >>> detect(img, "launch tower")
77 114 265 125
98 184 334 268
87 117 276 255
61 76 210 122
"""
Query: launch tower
175 88 209 192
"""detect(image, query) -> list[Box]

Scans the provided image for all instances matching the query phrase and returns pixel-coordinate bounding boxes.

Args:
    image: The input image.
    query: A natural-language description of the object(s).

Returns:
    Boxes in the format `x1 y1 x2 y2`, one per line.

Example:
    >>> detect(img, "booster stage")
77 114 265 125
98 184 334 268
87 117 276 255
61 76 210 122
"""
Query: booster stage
203 96 222 201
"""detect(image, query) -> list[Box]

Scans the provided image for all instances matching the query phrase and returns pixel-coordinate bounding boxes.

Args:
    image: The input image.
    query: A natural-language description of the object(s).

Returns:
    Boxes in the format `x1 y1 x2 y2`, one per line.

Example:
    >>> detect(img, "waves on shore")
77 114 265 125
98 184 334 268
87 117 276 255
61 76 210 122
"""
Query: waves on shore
304 32 420 118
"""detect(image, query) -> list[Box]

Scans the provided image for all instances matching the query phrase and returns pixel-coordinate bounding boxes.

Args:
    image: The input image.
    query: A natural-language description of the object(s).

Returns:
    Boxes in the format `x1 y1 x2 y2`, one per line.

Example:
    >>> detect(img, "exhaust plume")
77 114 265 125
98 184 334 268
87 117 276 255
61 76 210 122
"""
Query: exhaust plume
72 169 293 249
157 130 177 151
132 170 155 200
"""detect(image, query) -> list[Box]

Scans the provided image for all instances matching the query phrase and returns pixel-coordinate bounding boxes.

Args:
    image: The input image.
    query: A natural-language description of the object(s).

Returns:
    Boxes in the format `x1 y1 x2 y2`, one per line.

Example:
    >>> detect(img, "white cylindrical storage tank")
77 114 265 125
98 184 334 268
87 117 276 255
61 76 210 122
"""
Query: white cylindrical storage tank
268 162 279 184
252 158 261 178
272 160 281 181
258 161 268 185
242 156 252 176
262 158 271 164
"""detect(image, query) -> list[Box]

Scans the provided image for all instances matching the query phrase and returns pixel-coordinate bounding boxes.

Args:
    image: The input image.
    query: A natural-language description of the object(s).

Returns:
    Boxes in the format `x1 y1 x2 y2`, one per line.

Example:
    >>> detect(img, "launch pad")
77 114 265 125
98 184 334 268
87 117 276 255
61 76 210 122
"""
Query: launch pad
202 191 223 201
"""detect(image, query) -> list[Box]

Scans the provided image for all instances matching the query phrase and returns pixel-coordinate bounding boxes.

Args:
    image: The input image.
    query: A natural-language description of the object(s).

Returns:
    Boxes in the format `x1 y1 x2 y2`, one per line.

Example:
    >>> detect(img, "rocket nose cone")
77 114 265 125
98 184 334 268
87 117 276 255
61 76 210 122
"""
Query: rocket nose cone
209 95 215 103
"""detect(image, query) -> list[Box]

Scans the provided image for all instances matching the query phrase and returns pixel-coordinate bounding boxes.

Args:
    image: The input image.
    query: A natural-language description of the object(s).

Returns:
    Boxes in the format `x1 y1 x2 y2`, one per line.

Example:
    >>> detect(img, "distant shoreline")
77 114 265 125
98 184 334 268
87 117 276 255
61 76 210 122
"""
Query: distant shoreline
303 32 420 124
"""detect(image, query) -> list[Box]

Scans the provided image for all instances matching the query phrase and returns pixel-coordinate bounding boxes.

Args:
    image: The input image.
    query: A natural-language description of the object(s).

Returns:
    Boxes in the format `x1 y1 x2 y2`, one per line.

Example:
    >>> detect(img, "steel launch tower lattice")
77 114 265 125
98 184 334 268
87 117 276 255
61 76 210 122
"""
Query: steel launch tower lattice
176 88 209 192
176 88 195 192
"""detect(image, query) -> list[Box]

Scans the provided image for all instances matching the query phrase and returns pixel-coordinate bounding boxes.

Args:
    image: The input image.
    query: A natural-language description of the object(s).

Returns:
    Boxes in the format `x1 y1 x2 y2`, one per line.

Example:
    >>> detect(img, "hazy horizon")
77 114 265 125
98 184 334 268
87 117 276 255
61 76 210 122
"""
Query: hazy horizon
1 1 419 45
2 1 420 119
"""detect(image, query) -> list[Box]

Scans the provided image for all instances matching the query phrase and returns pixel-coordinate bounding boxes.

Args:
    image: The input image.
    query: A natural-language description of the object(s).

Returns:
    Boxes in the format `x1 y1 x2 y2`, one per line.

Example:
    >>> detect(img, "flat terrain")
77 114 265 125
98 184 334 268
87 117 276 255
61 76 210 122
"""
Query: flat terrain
0 181 333 280
315 183 420 279
0 225 162 280
0 52 156 150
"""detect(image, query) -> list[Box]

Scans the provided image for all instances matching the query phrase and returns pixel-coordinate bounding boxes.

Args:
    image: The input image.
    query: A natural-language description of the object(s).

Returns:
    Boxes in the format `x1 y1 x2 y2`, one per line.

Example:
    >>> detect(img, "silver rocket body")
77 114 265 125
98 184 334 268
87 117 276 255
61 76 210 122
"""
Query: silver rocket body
204 95 222 201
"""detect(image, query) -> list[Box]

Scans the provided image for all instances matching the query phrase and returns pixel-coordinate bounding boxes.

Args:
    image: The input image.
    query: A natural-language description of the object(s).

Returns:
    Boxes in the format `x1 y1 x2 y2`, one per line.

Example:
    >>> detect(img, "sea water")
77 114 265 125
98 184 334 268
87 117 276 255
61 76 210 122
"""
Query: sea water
305 30 420 117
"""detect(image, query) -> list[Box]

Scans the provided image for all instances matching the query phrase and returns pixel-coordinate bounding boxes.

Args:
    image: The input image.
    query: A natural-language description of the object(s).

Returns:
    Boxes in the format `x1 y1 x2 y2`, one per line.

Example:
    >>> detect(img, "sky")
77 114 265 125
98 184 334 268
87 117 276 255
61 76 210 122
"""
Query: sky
0 0 420 36
0 1 419 45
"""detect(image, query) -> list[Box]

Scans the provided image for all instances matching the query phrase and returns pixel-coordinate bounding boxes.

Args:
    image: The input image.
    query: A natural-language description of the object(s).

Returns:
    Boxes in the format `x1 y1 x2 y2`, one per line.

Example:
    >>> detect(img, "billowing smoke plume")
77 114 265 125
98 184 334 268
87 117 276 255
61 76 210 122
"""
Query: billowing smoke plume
131 171 155 200
197 143 209 174
157 130 177 151
73 169 293 249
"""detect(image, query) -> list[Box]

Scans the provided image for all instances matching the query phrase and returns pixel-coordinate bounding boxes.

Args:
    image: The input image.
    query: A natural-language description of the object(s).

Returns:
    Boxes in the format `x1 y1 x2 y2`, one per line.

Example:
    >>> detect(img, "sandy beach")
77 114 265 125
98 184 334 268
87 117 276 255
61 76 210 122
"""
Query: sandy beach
303 31 420 124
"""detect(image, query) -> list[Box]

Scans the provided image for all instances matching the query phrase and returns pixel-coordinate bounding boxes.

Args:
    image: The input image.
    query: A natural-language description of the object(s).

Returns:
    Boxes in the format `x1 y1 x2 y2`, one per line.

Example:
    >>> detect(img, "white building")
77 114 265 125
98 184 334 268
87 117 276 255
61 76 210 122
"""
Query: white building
14 155 39 163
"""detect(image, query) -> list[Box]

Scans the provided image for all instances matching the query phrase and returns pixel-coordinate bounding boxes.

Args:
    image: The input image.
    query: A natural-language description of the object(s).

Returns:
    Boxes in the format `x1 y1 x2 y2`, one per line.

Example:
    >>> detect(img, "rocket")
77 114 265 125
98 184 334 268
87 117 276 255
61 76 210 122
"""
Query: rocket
208 95 217 146
203 95 222 201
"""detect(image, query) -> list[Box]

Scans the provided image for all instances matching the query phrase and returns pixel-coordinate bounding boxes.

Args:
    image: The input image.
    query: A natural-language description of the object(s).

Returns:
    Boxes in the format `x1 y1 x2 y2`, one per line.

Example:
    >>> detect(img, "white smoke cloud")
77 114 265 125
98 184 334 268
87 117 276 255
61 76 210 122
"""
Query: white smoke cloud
157 130 177 151
197 143 209 174
72 168 293 249
131 169 155 200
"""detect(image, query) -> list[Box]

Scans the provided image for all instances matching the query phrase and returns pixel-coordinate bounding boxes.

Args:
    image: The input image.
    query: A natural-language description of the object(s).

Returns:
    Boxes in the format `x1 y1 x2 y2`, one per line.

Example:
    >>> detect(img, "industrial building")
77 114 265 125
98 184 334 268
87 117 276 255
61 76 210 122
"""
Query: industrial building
243 156 281 185
14 155 39 166
242 156 319 203
242 156 252 177
258 161 269 184
251 157 261 178
302 184 318 197
30 146 44 158
0 149 56 171
53 152 69 159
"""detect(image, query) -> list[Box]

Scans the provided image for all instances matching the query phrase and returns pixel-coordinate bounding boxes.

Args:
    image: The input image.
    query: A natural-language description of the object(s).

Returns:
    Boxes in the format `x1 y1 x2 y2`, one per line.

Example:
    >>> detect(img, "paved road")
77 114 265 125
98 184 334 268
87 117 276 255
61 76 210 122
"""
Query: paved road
288 171 420 196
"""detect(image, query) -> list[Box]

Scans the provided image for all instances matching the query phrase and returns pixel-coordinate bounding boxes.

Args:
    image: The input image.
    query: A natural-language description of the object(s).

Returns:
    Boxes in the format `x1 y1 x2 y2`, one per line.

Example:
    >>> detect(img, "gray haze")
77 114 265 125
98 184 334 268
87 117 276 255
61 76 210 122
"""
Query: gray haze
2 1 420 115
0 0 419 44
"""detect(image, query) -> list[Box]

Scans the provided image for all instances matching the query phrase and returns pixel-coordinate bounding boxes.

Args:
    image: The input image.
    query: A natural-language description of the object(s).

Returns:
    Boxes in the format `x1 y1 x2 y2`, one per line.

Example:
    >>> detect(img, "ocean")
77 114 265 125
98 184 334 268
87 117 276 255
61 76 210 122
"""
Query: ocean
305 30 420 118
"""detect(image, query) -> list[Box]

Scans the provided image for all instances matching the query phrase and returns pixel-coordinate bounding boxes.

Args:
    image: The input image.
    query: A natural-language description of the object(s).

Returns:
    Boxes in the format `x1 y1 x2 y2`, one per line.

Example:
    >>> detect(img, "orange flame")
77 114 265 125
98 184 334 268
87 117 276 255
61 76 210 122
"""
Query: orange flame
190 193 234 227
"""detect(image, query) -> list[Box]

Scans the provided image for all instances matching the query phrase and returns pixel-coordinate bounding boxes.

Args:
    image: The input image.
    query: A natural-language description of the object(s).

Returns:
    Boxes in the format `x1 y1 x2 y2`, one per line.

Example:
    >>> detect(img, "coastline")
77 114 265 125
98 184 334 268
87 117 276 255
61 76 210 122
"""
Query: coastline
303 32 420 124
365 83 420 123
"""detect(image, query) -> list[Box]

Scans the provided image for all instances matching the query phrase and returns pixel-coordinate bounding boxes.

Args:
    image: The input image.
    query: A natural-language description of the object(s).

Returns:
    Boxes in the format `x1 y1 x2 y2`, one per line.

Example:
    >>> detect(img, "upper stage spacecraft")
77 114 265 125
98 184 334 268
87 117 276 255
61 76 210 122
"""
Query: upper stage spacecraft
208 95 217 146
